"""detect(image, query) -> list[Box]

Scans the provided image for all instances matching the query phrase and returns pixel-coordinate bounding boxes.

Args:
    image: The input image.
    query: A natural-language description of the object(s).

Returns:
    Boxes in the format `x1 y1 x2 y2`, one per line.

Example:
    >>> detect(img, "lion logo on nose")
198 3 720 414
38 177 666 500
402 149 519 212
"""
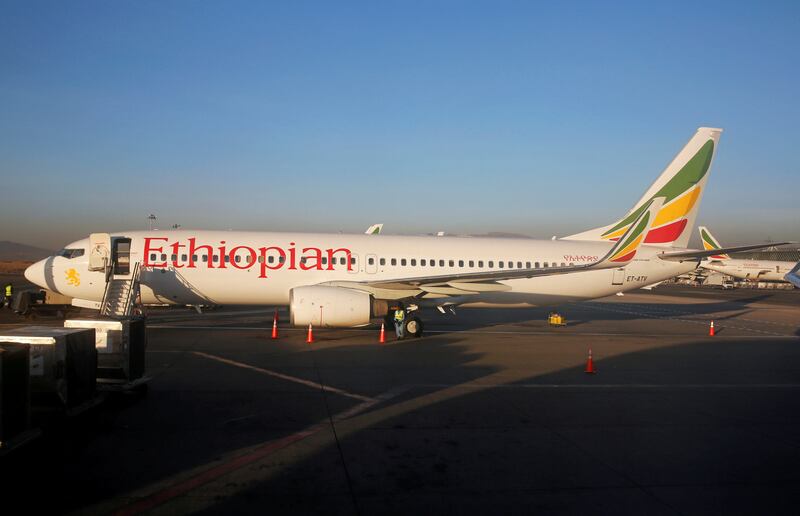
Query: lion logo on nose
66 268 80 286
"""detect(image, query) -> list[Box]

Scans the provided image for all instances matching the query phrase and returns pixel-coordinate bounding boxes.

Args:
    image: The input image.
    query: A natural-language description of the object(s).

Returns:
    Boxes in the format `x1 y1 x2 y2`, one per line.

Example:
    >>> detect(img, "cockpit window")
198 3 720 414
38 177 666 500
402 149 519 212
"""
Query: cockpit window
57 248 85 259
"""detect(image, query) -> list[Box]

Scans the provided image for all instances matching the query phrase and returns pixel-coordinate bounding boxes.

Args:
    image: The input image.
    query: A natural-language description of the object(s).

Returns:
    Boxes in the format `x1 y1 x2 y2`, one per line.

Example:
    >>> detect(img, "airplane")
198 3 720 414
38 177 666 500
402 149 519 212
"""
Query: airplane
24 127 787 337
697 226 797 283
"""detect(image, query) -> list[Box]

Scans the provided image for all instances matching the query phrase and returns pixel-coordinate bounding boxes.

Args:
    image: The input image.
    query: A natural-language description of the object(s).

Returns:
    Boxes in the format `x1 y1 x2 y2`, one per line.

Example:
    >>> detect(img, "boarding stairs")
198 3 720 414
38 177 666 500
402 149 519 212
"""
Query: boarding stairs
100 262 141 318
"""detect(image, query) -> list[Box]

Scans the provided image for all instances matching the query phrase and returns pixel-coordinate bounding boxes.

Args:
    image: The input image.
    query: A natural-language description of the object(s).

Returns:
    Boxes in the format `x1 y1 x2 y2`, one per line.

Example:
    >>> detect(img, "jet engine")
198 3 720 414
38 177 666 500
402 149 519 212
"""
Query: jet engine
289 286 387 327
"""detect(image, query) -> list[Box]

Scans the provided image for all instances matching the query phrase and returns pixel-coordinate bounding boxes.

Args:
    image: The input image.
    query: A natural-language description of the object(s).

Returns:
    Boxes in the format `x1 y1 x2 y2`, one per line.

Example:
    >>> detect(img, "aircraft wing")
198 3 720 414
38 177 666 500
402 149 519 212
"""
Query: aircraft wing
657 242 793 262
784 261 800 288
332 198 664 294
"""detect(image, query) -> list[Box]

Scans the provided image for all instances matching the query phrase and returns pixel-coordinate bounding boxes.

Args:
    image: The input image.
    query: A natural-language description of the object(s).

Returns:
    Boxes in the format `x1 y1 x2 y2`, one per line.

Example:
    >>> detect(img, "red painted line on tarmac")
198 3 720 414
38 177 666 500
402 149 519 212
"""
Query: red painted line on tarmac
112 388 397 515
112 427 319 516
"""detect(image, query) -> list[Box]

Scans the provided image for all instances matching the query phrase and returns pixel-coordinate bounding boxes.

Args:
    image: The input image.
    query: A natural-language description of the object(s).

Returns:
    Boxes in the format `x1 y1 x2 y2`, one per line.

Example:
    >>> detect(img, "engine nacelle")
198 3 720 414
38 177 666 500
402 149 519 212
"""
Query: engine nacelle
289 286 375 327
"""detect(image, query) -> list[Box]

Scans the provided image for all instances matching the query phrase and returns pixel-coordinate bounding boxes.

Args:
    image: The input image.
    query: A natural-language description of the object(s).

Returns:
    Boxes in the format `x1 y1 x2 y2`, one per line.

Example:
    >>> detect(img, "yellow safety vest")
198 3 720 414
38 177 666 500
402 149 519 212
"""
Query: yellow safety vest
4 285 11 297
393 309 405 322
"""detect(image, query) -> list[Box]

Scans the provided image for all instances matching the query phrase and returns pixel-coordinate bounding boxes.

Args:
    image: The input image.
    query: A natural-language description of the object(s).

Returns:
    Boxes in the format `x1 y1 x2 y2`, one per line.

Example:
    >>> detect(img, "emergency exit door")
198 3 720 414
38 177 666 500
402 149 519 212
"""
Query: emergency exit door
612 268 625 286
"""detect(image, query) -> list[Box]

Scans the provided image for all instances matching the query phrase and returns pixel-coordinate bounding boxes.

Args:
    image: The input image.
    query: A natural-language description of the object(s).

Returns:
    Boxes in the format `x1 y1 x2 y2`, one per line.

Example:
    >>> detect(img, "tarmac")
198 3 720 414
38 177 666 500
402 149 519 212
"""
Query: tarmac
0 284 799 515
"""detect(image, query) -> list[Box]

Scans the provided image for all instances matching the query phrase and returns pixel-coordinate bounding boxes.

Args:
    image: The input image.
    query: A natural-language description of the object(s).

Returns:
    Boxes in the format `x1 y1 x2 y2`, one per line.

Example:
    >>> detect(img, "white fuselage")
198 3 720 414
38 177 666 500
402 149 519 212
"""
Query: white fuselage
701 259 796 282
29 230 698 308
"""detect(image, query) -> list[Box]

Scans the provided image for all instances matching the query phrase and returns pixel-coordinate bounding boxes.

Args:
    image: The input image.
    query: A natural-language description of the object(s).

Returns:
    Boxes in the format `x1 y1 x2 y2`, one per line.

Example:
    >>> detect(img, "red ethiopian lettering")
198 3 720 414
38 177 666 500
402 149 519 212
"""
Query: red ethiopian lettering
143 237 168 268
258 246 286 278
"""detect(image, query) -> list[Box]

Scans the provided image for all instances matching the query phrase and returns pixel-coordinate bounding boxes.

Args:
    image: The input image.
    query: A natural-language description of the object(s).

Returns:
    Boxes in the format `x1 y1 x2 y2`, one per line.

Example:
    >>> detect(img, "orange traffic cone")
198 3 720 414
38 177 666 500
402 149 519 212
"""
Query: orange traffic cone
306 323 314 344
709 320 715 337
271 310 279 339
379 322 386 344
584 346 596 374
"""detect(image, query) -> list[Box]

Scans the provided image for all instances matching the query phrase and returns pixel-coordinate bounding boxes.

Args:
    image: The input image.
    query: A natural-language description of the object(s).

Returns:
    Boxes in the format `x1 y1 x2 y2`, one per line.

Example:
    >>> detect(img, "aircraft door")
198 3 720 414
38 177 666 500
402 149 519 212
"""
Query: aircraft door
88 233 111 272
366 254 378 274
612 268 625 286
112 238 132 276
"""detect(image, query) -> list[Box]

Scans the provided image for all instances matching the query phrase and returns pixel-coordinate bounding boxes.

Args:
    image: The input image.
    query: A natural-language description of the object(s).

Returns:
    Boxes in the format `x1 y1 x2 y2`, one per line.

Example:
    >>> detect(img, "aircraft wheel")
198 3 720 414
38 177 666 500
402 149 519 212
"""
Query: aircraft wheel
404 317 424 338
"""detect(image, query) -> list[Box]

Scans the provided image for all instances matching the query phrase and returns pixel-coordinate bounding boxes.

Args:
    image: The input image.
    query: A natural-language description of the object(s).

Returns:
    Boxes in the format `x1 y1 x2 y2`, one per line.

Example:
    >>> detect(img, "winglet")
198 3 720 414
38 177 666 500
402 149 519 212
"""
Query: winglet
698 226 730 259
597 197 665 266
365 224 383 235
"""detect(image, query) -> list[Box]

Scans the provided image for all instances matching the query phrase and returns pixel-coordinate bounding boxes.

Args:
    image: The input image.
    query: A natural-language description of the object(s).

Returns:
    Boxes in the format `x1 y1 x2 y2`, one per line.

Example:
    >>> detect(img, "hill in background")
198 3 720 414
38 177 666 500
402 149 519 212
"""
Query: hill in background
0 241 53 261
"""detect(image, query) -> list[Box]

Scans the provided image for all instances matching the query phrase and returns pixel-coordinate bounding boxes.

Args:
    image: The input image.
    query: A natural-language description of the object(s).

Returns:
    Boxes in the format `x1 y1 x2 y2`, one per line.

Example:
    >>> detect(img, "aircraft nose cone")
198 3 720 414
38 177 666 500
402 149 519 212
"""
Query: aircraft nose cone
24 259 48 289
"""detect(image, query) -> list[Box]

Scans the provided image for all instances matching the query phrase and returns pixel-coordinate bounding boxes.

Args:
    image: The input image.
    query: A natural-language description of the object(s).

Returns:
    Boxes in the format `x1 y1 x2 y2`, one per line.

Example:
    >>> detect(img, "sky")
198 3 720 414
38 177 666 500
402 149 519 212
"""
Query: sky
1 0 798 249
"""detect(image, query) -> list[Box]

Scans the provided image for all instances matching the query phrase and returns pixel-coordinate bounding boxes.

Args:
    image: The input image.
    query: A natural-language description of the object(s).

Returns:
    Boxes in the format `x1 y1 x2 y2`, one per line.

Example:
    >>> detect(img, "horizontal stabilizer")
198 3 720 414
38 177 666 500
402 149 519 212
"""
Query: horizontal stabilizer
657 242 793 262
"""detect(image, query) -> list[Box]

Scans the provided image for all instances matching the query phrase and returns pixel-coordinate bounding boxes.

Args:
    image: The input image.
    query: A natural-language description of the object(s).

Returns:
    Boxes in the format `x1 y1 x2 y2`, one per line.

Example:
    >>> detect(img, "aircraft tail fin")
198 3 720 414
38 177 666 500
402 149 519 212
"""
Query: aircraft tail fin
563 127 723 248
698 226 730 260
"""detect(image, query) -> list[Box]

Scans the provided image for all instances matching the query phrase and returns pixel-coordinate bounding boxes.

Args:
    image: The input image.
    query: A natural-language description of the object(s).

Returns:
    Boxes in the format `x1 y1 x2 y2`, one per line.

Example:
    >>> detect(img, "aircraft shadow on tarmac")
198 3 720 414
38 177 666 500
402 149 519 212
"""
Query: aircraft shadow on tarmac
4 326 795 515
1 291 797 514
194 336 800 516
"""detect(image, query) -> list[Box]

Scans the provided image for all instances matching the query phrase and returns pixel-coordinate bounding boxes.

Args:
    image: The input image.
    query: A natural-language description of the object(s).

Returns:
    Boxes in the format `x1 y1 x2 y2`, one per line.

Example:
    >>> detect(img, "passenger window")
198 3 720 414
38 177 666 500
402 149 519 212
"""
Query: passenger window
478 260 484 268
439 260 445 266
401 259 407 266
391 258 397 266
279 256 286 264
236 255 242 263
411 259 417 266
181 254 187 261
469 260 474 267
489 261 494 268
421 259 426 266
150 253 156 261
224 255 230 263
499 261 504 268
449 260 454 267
380 258 385 266
192 255 198 262
535 262 540 268
458 260 464 267
544 262 548 267
213 255 219 263
430 260 435 267
258 256 264 263
322 257 328 265
518 262 523 268
525 262 531 268
202 255 208 263
561 262 566 267
268 256 274 264
350 257 357 265
368 257 374 265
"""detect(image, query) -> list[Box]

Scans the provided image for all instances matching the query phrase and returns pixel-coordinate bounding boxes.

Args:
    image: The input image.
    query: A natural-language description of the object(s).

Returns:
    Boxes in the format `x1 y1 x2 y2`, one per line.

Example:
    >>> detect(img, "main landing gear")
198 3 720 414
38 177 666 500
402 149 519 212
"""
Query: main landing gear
384 307 425 339
404 316 424 338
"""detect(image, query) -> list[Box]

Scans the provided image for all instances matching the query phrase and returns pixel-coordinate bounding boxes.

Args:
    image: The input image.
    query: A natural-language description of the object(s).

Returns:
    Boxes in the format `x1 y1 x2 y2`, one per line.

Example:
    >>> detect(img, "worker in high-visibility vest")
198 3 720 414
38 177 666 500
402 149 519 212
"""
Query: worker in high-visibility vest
392 305 406 339
3 283 12 309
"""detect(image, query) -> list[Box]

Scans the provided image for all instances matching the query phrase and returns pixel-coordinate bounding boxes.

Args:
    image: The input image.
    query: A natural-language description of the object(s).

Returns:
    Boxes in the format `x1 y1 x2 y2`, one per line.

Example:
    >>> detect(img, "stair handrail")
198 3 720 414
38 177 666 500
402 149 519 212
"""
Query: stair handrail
120 262 141 317
171 267 218 306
